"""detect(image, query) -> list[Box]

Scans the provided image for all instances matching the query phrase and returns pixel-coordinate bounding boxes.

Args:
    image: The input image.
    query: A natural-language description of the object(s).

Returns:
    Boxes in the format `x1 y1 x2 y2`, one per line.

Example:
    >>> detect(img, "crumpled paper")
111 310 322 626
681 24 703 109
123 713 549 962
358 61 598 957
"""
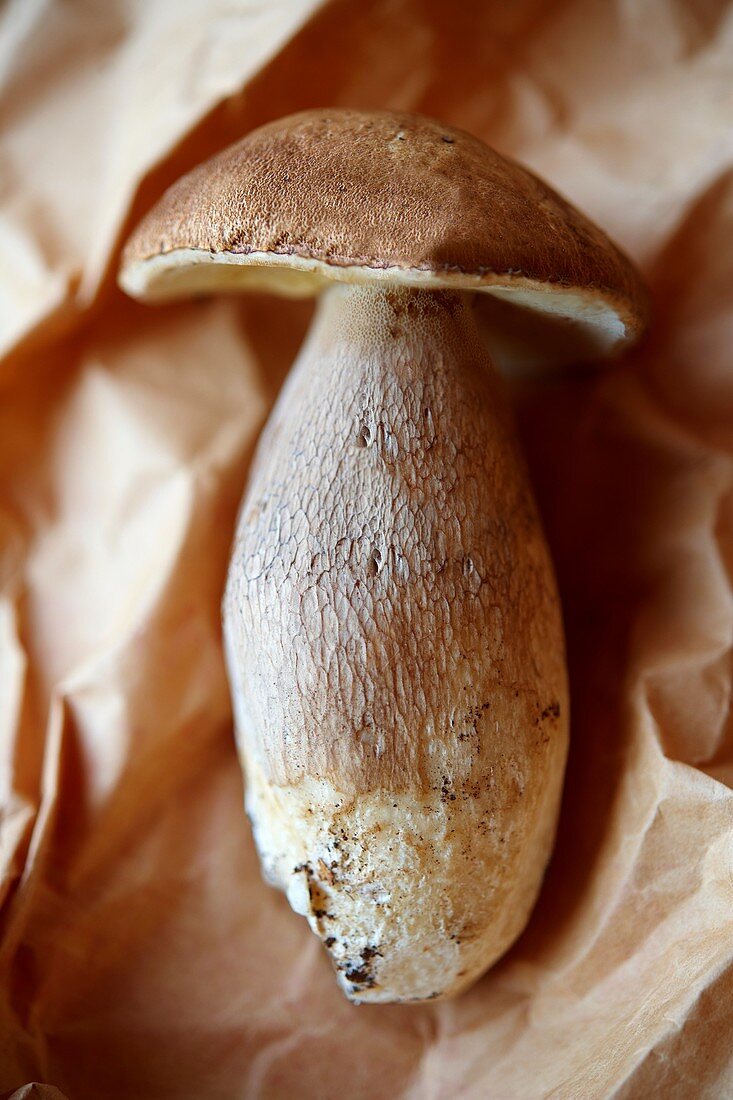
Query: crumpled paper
1 1 733 1096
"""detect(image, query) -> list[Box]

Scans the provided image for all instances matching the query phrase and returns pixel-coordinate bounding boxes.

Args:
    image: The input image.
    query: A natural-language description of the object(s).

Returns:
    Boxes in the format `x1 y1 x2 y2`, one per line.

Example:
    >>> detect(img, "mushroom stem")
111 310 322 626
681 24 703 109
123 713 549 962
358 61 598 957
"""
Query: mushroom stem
224 282 568 1004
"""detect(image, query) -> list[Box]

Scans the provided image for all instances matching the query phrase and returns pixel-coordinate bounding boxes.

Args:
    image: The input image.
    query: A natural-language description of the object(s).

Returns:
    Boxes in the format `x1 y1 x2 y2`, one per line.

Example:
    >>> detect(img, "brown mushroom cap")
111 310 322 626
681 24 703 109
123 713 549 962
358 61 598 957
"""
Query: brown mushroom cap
119 109 648 355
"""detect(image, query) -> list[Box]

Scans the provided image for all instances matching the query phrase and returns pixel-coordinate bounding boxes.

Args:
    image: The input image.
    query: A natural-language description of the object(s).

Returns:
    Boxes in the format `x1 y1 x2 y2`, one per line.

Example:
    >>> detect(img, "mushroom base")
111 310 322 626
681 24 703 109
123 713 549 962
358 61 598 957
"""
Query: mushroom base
243 756 562 1004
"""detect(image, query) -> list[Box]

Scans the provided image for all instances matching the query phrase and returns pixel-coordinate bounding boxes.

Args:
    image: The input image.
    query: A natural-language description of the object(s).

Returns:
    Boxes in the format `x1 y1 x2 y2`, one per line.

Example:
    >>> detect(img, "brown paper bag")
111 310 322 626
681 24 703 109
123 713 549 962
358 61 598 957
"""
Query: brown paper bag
1 2 732 1096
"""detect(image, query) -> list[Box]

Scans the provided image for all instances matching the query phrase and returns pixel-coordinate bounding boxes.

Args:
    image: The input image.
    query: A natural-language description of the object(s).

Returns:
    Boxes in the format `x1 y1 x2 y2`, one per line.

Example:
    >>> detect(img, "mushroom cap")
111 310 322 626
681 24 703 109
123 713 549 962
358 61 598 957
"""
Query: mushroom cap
119 109 648 355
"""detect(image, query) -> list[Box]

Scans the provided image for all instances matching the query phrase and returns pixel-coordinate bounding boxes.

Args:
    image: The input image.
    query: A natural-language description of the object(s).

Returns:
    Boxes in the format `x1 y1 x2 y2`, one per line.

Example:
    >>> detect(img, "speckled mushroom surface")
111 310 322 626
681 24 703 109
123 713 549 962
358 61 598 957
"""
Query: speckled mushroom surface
120 109 648 352
118 108 648 1004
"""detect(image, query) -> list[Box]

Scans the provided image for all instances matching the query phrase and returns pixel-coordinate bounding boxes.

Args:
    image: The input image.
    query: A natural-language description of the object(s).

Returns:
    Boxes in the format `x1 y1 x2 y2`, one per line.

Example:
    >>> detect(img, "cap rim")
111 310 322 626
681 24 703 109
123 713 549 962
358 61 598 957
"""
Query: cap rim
121 246 645 354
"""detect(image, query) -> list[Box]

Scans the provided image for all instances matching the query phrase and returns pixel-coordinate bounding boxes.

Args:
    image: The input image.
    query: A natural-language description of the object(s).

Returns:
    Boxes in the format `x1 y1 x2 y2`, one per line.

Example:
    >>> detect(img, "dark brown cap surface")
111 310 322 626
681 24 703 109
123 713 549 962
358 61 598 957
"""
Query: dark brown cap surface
120 109 648 352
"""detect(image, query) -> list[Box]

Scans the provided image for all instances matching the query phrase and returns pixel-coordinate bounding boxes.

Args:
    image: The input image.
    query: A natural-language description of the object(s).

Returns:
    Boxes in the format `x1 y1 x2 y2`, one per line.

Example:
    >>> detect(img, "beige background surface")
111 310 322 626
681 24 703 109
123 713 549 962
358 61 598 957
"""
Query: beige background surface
1 1 733 1096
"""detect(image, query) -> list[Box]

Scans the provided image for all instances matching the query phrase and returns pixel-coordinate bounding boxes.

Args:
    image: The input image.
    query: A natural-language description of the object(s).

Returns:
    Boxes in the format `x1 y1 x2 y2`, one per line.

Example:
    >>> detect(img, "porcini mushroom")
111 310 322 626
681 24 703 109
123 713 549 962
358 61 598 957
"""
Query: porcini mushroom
119 109 648 1004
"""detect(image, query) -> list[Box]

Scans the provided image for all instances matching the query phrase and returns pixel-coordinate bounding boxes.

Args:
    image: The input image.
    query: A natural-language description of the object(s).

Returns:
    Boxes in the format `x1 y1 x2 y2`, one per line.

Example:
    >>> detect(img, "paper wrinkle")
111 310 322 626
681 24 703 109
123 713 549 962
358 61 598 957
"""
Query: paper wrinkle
0 0 326 356
1 0 733 1097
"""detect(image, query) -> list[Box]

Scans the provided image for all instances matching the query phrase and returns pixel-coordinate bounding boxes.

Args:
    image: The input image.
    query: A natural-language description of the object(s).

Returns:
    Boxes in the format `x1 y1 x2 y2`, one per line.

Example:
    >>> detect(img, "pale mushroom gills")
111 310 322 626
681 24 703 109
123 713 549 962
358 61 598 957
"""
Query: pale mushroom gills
118 109 649 1004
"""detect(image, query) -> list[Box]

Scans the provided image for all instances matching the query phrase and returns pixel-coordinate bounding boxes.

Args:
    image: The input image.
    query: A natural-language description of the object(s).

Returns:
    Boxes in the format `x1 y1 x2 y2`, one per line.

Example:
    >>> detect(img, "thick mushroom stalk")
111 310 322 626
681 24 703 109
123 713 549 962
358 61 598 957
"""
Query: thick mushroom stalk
223 283 568 1003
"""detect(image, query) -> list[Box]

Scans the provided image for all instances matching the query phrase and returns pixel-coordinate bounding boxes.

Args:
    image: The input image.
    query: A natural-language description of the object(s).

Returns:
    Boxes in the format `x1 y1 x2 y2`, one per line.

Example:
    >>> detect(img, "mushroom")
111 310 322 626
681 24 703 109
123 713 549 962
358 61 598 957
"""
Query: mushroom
119 109 648 1004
